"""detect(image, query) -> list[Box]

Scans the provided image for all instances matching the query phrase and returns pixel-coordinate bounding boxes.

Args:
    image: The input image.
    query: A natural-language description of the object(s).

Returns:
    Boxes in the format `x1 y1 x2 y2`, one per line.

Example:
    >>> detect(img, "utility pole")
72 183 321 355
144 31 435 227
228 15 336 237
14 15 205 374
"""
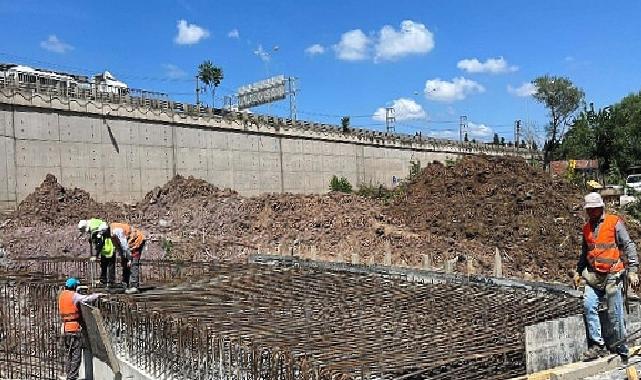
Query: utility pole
514 119 521 153
288 77 297 123
385 107 396 133
195 75 201 107
459 116 468 146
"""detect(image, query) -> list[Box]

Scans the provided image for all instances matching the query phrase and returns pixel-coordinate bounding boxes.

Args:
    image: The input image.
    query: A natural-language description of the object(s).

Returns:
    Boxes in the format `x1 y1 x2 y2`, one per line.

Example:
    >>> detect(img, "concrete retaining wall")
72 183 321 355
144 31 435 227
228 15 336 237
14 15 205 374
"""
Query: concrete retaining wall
0 88 538 210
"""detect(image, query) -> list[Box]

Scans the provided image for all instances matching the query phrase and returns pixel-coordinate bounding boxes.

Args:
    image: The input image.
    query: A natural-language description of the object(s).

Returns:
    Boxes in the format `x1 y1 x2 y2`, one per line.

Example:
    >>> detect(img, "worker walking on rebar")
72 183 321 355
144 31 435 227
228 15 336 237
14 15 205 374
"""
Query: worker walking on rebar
574 192 639 362
58 278 103 380
78 219 116 287
97 222 146 294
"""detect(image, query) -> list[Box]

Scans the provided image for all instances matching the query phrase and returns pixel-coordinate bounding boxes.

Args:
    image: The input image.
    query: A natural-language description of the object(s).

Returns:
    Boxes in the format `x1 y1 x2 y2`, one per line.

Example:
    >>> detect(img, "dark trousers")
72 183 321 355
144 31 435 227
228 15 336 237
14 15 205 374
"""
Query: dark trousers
99 255 116 285
121 256 141 288
122 241 145 288
64 333 82 380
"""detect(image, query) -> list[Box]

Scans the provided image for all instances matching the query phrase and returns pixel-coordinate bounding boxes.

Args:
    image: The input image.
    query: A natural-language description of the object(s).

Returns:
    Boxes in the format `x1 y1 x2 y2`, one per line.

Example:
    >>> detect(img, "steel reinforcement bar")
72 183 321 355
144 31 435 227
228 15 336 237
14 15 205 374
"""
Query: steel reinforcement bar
1 261 582 380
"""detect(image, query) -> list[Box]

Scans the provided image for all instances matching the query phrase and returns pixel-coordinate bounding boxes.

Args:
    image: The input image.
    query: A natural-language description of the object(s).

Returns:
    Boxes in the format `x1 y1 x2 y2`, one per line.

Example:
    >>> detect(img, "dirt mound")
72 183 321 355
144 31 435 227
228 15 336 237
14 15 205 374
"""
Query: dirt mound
384 156 587 279
4 161 640 283
6 175 120 228
138 175 237 210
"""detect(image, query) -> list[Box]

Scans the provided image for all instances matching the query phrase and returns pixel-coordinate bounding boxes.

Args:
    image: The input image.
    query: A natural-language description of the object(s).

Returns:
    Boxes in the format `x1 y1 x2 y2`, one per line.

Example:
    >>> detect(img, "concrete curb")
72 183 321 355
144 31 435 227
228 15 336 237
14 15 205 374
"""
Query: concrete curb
512 347 641 380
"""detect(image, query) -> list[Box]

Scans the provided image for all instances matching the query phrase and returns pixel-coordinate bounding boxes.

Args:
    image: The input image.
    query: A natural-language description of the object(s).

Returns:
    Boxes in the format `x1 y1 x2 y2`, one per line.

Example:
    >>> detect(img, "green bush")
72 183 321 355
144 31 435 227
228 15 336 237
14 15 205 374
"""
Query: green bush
409 160 422 181
356 183 394 200
606 164 625 186
161 238 174 257
329 175 352 193
624 197 641 221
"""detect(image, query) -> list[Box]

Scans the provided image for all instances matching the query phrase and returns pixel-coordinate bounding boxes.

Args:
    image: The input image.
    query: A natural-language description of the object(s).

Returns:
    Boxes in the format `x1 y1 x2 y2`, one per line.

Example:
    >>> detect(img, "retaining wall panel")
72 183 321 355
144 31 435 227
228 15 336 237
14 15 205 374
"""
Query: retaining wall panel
14 110 59 140
0 105 13 137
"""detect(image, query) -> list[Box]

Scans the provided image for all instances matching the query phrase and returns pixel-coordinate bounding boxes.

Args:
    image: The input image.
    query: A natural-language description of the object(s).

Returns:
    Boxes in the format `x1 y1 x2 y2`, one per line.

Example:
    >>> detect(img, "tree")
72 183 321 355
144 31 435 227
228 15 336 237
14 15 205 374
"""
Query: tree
532 75 585 165
556 92 641 176
593 94 641 174
341 116 350 132
197 60 224 108
532 141 539 150
556 112 595 160
500 136 505 146
464 132 469 142
493 133 500 145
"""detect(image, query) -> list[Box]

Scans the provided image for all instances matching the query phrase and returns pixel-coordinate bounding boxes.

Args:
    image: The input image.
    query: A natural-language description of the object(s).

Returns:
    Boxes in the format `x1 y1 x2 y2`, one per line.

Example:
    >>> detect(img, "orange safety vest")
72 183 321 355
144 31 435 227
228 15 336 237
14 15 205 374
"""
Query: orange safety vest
110 222 145 251
583 214 625 273
58 290 80 333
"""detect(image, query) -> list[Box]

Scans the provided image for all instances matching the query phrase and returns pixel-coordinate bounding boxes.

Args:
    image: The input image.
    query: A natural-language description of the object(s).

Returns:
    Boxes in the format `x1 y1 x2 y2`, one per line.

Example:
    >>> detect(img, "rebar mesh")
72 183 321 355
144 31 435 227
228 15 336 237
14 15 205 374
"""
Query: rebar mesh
1 261 581 380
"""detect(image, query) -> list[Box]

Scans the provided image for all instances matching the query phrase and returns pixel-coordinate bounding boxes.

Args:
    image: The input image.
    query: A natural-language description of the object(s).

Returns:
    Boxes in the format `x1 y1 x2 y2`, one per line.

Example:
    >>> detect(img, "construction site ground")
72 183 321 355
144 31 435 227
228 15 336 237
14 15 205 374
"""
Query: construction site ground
3 155 639 284
3 155 641 379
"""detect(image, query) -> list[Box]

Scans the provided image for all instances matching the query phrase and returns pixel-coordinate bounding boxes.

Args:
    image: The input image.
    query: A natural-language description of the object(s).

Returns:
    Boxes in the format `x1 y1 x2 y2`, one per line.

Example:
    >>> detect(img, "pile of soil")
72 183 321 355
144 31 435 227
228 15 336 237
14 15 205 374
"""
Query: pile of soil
6 175 123 228
138 175 237 210
384 156 588 279
4 156 640 283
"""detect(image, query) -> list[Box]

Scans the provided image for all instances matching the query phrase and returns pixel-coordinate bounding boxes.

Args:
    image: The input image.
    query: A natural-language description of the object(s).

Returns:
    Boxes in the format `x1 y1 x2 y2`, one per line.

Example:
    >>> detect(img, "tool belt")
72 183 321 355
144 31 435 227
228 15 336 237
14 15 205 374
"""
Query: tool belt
582 268 622 291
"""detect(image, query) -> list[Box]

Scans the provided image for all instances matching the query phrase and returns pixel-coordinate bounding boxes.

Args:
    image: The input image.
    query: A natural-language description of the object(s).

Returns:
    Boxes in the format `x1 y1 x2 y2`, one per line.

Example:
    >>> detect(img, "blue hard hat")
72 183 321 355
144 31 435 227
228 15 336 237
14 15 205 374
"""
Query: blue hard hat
65 278 80 288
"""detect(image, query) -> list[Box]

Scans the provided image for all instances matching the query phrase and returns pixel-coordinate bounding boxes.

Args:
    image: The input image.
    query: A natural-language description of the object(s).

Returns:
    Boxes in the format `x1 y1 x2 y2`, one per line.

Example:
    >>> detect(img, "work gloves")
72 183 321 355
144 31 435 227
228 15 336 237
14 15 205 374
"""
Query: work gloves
572 271 582 289
628 271 639 288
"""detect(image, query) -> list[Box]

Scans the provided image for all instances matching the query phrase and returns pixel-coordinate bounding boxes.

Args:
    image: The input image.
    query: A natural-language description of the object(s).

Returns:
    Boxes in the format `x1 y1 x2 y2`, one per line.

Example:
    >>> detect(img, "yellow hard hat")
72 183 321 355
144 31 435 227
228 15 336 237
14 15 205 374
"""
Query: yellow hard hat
587 180 602 189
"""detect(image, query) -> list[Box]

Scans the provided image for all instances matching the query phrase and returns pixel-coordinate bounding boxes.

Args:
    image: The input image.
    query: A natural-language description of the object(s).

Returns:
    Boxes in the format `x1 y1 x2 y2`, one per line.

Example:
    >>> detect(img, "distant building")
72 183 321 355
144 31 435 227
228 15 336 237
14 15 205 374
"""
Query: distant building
549 159 599 176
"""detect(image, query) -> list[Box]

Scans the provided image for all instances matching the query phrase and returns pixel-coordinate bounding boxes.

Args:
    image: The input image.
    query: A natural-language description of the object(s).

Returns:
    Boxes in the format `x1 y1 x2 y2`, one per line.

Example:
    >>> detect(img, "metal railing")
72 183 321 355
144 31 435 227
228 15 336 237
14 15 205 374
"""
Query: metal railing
0 76 540 157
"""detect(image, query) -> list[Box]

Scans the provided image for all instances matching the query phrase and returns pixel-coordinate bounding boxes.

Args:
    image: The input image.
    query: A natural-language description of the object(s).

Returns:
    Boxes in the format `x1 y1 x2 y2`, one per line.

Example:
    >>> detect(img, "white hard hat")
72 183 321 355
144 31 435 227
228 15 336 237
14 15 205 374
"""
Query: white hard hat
98 222 108 232
584 192 605 209
77 220 88 232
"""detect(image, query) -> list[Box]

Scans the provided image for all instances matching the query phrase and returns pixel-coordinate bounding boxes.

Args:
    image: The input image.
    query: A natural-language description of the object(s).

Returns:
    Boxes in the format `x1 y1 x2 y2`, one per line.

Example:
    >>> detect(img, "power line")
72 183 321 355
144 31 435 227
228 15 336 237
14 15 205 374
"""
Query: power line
1 51 548 138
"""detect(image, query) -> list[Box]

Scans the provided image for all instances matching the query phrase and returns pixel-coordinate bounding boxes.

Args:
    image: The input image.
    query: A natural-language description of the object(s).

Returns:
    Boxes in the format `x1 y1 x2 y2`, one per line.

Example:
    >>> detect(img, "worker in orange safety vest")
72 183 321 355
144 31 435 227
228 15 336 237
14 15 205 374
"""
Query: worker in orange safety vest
58 278 103 380
574 192 639 363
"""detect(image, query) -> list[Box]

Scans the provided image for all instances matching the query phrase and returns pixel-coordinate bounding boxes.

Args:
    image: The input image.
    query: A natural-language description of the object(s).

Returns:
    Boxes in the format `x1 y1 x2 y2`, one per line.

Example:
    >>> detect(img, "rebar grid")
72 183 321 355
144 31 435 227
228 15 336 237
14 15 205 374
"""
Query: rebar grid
1 272 66 380
1 262 582 380
8 256 220 285
100 263 580 380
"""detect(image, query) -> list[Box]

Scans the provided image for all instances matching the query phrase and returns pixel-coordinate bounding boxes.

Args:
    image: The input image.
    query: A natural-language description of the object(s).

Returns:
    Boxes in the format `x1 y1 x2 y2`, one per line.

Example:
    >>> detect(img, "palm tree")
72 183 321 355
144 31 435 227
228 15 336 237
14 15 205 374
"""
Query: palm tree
197 60 224 108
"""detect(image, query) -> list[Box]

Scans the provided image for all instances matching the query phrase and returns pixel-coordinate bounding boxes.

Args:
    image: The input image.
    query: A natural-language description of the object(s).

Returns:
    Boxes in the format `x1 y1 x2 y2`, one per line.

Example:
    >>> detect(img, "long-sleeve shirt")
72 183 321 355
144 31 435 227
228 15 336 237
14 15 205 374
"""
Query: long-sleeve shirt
111 227 130 257
72 292 100 305
577 214 639 274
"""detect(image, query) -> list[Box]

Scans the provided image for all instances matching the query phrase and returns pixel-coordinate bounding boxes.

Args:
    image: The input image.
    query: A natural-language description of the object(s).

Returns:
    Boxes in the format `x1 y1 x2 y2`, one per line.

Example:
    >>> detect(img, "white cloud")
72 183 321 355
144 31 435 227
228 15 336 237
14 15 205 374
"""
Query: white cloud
457 57 517 74
40 35 73 54
374 20 434 62
227 29 240 39
333 29 371 61
174 20 210 45
467 122 493 140
424 77 485 102
305 44 326 56
254 44 271 62
430 122 494 142
507 82 536 97
372 98 427 121
163 64 186 79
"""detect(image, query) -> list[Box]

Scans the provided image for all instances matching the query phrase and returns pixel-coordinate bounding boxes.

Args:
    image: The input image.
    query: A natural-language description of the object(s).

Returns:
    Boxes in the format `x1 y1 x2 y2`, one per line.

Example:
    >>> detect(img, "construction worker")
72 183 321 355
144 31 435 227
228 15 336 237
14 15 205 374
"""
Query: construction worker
78 219 116 287
98 222 146 294
58 278 103 380
574 192 639 362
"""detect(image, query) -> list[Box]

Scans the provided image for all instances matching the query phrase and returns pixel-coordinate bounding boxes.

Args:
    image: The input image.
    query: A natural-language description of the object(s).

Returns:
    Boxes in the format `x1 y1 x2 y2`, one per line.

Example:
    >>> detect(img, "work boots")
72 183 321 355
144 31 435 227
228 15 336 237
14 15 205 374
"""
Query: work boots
582 344 610 361
125 287 139 294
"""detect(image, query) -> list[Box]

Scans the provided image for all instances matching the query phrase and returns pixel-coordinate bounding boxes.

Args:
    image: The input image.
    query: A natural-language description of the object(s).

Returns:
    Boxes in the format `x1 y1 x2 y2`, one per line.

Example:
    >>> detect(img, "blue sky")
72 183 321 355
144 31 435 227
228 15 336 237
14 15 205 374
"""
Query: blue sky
2 0 641 142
